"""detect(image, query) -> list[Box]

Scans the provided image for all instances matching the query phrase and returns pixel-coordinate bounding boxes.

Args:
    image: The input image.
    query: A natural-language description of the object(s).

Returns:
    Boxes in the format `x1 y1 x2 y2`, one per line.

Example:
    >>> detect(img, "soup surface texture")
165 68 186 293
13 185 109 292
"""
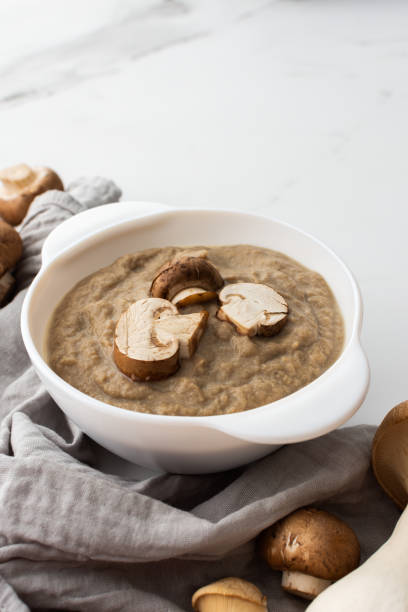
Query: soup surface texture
46 245 344 416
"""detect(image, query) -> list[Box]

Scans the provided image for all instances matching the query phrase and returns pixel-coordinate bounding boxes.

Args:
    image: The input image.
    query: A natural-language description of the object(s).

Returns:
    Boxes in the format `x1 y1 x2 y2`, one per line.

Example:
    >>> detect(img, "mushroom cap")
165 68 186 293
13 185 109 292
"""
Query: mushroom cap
150 256 223 301
192 577 267 610
114 298 180 381
0 164 63 225
259 508 360 581
0 220 23 277
372 400 408 509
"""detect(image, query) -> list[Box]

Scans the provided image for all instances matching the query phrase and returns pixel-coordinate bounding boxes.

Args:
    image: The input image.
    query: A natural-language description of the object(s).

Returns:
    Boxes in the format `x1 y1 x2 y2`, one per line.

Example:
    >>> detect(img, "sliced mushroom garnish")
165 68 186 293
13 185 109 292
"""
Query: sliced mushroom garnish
156 310 208 358
217 282 288 337
113 298 208 381
172 287 218 307
152 250 209 280
150 255 223 303
0 163 63 225
166 250 217 307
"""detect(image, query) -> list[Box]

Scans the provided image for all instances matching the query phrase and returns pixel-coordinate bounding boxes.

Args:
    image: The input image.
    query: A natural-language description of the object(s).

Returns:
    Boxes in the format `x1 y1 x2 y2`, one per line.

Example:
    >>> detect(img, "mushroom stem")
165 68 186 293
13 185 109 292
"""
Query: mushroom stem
282 571 332 600
172 287 217 307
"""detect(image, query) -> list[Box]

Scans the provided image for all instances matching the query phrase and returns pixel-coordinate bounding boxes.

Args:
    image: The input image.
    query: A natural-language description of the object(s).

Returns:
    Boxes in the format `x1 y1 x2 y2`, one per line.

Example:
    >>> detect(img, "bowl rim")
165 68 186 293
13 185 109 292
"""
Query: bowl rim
21 205 364 428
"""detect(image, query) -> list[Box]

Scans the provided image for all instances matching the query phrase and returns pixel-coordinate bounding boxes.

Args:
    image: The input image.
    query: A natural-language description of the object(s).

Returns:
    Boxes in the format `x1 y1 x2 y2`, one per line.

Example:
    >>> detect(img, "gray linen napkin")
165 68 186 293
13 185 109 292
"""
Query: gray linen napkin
0 181 400 612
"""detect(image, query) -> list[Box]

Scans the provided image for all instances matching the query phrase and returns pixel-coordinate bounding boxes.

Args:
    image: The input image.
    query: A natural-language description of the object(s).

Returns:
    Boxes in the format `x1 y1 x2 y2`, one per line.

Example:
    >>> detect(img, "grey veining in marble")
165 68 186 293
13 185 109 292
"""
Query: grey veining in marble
0 0 272 107
1 0 408 426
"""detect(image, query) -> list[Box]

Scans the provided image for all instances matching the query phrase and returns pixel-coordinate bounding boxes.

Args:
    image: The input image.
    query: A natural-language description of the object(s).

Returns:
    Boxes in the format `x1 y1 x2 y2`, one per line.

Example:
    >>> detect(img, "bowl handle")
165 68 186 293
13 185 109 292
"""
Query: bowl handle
41 201 173 266
209 342 370 445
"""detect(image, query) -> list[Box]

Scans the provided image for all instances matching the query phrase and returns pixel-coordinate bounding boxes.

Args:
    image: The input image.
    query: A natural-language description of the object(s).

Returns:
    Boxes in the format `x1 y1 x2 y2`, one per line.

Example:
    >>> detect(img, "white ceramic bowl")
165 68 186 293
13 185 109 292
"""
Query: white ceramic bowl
21 202 369 474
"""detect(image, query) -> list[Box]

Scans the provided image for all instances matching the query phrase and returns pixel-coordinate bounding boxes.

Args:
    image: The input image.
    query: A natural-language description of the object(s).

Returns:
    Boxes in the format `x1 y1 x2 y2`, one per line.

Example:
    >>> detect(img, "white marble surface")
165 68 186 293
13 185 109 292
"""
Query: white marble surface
1 0 408 426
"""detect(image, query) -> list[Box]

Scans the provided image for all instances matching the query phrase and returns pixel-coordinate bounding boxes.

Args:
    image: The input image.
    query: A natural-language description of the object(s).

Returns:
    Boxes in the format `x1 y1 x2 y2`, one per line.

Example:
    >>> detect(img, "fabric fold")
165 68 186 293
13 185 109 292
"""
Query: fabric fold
0 179 399 611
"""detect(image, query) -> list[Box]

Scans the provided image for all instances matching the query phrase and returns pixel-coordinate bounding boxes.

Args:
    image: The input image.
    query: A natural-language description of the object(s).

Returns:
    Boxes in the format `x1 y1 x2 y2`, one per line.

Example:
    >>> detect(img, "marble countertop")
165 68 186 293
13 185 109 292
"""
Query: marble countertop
1 0 408 426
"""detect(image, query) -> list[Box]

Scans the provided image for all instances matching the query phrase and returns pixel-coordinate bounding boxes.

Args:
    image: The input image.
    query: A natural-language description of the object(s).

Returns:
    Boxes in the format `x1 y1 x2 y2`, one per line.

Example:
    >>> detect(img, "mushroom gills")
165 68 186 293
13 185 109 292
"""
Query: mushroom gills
0 271 15 304
195 594 267 612
192 577 267 612
282 571 331 600
172 287 217 307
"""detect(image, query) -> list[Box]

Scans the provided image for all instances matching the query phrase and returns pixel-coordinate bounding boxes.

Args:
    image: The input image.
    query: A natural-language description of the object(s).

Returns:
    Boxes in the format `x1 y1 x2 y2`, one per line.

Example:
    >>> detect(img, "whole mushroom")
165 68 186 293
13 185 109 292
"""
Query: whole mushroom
259 508 360 600
0 220 23 305
307 401 408 611
192 577 268 612
0 163 63 225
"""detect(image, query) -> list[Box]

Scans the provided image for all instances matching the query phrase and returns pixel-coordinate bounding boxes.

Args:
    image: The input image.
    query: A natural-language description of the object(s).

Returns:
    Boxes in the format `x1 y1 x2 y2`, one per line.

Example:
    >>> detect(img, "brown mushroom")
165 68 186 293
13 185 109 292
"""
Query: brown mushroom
217 283 288 337
192 577 268 612
150 255 223 304
0 220 23 305
372 400 408 509
259 508 360 600
113 297 208 381
0 163 63 225
306 404 408 611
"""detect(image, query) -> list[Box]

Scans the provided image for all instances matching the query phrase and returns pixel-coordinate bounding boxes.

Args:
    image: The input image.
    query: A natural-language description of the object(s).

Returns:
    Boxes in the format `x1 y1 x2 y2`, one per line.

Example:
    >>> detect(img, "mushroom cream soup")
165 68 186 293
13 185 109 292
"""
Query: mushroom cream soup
46 245 344 416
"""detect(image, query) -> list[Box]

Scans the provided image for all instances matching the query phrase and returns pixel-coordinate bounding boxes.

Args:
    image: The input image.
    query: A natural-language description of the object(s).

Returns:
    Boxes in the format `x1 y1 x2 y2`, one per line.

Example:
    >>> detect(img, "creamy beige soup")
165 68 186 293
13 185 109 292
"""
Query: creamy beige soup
46 245 344 416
